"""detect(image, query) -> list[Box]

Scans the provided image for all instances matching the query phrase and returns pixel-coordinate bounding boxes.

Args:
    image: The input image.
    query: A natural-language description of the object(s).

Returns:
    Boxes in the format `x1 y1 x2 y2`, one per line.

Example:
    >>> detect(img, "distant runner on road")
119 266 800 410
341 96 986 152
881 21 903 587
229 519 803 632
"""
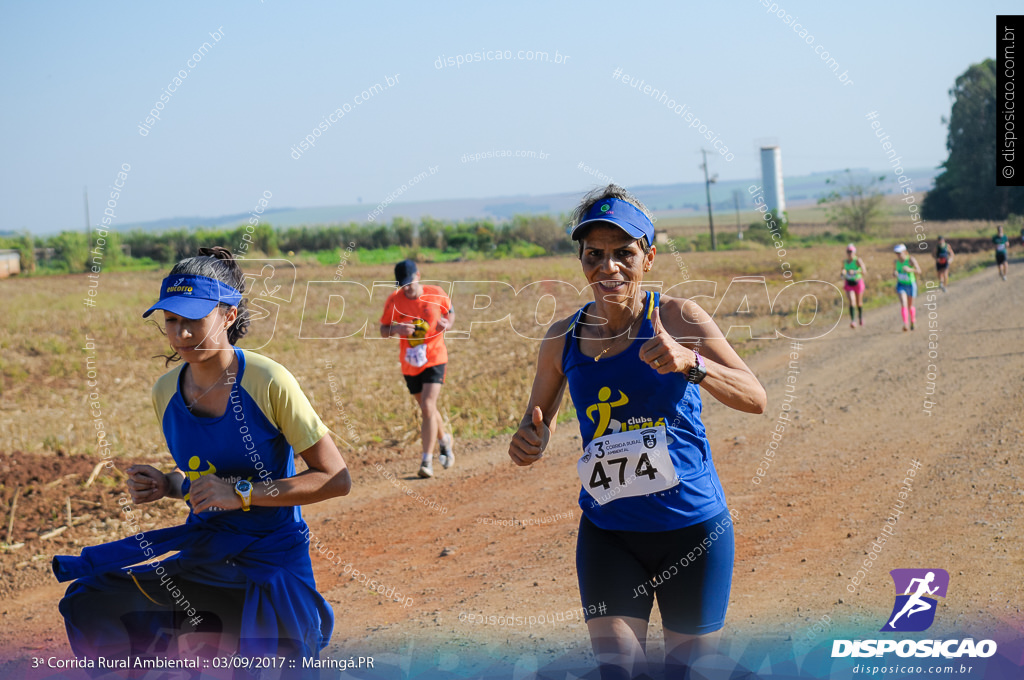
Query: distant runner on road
933 236 954 292
379 260 455 479
840 244 867 328
893 244 922 332
994 225 1009 281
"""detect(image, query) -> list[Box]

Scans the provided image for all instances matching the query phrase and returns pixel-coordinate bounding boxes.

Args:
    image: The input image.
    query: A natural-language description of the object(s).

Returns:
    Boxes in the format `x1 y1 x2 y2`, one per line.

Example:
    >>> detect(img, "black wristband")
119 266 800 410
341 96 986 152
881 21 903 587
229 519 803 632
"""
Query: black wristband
687 348 707 384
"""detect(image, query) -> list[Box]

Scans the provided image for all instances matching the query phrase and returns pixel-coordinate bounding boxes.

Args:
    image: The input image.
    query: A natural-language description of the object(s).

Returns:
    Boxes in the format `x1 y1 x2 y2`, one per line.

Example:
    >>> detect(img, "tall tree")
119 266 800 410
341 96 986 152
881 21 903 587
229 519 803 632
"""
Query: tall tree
923 59 1024 219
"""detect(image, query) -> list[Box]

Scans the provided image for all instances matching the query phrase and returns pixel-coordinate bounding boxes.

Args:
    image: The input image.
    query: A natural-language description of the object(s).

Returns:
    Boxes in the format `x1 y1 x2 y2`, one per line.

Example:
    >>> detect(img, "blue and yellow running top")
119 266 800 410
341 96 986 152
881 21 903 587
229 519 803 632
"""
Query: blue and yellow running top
151 346 329 582
561 291 727 532
53 346 336 658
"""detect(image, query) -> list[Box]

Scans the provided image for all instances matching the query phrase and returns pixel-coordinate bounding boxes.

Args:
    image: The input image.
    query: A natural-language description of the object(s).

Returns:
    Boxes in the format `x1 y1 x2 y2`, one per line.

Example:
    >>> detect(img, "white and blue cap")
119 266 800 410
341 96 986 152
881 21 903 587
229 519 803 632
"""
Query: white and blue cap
570 197 655 245
142 274 243 319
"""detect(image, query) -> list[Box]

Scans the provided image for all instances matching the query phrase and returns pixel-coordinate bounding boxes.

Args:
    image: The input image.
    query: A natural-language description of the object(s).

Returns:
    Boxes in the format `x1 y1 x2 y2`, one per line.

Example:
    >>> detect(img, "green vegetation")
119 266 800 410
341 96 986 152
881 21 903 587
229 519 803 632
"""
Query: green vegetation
1 197 1003 278
923 58 1024 219
1 214 572 275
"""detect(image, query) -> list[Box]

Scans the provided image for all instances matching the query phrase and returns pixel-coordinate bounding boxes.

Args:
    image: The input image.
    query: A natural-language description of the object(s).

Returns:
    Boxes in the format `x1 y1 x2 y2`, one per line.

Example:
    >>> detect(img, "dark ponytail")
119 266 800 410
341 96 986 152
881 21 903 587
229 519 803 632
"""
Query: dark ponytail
153 246 250 365
192 246 250 345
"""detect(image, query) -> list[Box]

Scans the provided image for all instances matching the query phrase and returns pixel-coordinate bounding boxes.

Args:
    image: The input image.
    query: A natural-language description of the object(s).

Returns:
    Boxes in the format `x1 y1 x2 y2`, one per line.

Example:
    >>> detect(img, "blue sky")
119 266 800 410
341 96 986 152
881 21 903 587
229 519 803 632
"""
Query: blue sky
0 0 1010 233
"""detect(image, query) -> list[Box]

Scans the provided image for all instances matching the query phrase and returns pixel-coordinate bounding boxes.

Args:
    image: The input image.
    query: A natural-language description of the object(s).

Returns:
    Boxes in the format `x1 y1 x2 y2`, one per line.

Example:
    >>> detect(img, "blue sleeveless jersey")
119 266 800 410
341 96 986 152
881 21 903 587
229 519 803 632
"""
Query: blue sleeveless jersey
562 291 727 532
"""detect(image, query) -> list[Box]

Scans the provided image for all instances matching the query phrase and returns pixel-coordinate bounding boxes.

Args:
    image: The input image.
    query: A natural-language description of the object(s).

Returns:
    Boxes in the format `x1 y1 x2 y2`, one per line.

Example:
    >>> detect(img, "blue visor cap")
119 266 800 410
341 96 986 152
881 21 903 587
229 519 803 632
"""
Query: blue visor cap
142 275 243 319
570 197 655 245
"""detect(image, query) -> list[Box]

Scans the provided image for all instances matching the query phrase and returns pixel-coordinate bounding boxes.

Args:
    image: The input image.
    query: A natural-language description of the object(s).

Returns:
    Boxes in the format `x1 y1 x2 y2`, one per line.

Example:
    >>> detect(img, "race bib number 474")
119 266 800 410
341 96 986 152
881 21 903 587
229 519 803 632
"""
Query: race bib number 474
577 426 678 505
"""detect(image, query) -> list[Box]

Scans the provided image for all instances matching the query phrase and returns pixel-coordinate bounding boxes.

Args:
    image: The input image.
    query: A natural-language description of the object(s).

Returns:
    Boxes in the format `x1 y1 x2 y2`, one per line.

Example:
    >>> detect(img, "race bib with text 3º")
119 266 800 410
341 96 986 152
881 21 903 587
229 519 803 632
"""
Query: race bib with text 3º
578 425 678 506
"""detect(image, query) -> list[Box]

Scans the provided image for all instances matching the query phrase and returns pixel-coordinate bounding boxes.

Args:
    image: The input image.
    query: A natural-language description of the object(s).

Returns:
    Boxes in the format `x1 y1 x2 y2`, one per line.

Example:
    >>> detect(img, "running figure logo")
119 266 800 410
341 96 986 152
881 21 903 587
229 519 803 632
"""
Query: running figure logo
182 455 217 503
881 568 949 632
585 387 629 438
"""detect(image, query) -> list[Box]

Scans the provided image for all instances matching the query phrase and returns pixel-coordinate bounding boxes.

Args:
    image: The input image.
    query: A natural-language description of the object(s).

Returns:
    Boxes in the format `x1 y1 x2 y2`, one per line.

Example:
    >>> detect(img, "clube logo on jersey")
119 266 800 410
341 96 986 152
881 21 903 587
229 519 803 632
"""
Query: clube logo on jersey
584 387 666 439
832 568 997 660
579 386 677 507
181 455 251 512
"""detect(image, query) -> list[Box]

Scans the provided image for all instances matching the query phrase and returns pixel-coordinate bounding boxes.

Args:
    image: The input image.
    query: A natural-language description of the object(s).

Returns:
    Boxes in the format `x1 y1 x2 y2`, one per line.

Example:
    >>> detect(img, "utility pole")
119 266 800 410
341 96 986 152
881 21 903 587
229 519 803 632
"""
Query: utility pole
733 189 743 240
83 187 91 239
701 150 718 250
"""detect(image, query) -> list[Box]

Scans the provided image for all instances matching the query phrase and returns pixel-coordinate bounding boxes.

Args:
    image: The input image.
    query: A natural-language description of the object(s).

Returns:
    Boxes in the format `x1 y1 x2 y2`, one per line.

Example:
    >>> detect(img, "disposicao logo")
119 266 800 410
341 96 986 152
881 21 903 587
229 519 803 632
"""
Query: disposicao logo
881 568 948 632
831 568 997 659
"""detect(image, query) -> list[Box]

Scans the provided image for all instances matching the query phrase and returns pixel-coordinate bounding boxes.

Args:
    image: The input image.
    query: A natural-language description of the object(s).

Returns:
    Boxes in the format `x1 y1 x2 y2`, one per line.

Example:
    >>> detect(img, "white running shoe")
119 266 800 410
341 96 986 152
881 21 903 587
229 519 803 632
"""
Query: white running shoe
438 434 454 469
418 460 433 478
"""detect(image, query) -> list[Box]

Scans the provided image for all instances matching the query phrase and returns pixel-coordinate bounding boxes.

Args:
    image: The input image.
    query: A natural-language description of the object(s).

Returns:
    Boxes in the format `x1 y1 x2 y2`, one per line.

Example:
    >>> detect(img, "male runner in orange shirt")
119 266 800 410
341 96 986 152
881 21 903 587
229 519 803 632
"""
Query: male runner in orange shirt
379 260 455 478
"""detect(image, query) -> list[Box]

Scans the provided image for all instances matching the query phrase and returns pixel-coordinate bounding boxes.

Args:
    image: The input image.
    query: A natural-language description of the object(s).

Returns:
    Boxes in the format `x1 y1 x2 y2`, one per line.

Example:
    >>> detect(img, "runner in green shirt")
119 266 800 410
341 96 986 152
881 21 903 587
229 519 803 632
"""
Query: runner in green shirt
840 244 867 328
893 244 922 332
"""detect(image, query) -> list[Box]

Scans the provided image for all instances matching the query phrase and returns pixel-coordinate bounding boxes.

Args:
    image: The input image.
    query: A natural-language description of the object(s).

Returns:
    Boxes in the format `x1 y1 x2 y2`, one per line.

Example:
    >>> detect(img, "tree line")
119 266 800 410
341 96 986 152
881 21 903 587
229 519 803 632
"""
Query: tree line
923 58 1024 220
0 214 574 274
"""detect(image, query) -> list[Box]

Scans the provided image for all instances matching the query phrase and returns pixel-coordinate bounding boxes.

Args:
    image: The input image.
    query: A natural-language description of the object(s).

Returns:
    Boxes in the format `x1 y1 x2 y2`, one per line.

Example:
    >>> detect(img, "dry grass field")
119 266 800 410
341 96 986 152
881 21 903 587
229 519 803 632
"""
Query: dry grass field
0 236 997 466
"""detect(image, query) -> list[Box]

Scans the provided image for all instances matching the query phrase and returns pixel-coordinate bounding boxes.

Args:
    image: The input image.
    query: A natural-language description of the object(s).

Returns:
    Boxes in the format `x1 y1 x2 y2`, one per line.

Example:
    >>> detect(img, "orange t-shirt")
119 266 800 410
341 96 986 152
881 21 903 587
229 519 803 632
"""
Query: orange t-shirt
380 284 452 375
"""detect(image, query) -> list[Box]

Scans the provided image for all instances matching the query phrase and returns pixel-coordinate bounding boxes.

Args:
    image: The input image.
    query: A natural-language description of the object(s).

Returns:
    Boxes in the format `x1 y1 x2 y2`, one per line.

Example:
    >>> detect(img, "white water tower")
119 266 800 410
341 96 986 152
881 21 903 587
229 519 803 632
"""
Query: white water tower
759 146 786 220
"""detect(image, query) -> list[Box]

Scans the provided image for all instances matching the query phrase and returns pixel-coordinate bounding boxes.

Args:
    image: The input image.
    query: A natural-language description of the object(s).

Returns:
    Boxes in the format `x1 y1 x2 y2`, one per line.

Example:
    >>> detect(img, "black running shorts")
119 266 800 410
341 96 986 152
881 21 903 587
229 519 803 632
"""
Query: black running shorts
576 509 735 634
403 363 446 395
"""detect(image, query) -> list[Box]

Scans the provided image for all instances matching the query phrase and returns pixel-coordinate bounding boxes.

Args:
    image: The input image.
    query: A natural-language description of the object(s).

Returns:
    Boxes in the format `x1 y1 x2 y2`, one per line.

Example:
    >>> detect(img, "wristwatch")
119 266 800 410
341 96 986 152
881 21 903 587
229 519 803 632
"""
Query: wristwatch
687 348 707 385
234 479 253 511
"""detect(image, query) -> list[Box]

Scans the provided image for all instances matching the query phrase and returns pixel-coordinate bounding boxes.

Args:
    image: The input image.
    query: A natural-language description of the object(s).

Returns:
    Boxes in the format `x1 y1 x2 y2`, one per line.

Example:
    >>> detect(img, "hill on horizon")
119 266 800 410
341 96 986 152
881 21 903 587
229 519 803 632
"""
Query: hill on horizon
20 167 940 236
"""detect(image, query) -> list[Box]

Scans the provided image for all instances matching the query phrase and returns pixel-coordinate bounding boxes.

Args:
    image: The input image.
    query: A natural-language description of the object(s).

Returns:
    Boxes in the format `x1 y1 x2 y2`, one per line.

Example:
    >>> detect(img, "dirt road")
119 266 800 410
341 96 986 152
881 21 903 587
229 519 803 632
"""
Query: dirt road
2 265 1022 678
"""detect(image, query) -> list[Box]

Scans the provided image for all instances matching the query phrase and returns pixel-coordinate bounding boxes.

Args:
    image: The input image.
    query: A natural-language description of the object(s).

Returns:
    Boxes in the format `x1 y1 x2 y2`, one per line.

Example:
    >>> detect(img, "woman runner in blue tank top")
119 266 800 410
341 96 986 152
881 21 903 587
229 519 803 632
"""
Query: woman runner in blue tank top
508 187 766 680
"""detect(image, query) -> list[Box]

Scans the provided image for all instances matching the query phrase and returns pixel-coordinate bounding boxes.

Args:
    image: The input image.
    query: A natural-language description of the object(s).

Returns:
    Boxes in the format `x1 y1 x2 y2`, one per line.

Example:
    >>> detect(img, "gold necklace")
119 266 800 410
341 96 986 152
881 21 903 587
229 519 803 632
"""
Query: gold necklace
592 303 644 362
